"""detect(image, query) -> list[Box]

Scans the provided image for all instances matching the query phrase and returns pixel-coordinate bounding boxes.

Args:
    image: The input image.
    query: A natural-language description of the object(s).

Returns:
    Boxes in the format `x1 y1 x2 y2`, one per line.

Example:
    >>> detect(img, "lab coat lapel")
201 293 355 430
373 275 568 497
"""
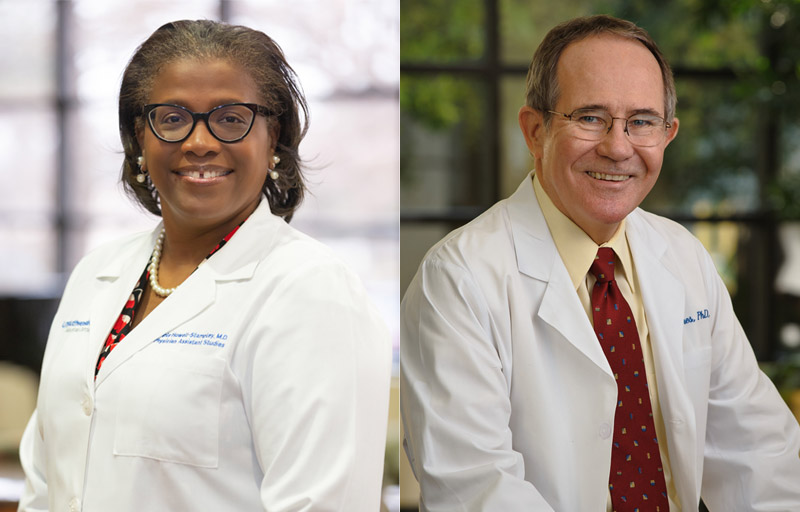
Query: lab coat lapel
89 230 159 382
94 267 217 387
508 174 612 376
627 211 698 508
93 200 273 387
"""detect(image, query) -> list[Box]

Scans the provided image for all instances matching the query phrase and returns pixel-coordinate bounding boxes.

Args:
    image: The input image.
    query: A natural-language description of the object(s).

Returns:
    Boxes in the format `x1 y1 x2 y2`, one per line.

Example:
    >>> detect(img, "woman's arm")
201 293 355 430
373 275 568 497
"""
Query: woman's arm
18 410 49 512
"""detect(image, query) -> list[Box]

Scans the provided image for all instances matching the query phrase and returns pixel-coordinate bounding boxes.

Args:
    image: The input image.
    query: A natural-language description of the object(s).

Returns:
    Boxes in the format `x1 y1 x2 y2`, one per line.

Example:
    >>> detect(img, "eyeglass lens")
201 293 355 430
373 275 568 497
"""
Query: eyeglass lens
148 104 256 142
566 109 666 147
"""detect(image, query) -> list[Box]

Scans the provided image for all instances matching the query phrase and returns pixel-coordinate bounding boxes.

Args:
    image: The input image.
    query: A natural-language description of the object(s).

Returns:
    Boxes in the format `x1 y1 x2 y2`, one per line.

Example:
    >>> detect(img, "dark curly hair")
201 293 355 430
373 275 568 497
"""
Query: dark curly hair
118 19 309 221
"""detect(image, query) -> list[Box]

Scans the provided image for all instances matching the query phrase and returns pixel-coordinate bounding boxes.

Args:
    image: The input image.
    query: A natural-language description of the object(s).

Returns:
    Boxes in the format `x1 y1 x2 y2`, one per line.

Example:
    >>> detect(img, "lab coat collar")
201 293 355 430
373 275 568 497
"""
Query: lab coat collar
507 172 613 377
199 198 280 281
92 198 283 387
507 172 557 282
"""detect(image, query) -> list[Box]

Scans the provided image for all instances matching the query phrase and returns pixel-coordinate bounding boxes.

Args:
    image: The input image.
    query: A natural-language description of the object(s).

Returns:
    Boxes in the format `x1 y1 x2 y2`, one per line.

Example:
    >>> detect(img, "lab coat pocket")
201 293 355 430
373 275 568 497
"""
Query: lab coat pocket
683 347 712 430
683 347 712 390
113 354 226 468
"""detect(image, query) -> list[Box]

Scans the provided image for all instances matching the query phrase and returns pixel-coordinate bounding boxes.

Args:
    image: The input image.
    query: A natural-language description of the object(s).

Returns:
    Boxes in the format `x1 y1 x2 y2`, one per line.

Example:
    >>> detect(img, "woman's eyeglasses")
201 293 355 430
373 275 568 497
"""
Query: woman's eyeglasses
143 103 273 143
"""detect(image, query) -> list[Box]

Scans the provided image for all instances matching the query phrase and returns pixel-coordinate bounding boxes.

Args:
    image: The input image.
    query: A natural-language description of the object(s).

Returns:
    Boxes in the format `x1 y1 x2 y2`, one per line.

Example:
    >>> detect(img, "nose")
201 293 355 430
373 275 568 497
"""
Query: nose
181 119 221 156
595 118 635 161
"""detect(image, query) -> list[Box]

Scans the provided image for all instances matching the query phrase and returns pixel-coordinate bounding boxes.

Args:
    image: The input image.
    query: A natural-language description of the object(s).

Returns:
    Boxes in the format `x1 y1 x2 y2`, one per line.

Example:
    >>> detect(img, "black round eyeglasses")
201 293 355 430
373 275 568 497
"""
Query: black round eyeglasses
143 103 273 143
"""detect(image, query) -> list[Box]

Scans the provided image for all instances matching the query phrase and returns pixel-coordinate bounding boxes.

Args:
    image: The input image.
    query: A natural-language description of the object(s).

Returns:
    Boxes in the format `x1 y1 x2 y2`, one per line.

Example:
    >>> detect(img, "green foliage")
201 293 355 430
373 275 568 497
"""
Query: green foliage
400 75 479 132
401 0 800 217
401 0 485 62
399 75 487 193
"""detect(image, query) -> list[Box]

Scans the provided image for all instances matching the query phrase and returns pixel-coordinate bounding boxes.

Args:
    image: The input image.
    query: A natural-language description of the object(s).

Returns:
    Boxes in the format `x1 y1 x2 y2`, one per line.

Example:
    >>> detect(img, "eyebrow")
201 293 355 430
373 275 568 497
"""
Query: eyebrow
575 104 664 117
156 99 250 109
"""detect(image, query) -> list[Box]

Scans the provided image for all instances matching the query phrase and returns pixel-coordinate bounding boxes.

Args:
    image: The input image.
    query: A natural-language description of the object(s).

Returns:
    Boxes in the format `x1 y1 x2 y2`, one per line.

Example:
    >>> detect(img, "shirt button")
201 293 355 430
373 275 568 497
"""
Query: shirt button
69 497 80 511
81 396 93 416
599 423 612 439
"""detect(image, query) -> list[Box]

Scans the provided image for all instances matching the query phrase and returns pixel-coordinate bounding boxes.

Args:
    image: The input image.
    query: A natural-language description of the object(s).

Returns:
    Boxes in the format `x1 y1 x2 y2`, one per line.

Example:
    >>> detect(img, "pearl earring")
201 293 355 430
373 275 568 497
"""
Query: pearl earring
135 155 147 184
268 153 280 180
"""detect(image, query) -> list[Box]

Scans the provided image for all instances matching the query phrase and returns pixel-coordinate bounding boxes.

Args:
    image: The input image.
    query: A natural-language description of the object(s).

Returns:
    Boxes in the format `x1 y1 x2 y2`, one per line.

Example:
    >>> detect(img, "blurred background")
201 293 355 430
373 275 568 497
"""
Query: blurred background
400 0 800 509
0 0 399 510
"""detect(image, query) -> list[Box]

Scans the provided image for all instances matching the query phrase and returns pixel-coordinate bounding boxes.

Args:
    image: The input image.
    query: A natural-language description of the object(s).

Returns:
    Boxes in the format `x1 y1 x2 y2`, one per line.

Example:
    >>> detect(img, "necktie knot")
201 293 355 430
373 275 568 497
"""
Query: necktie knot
590 247 616 284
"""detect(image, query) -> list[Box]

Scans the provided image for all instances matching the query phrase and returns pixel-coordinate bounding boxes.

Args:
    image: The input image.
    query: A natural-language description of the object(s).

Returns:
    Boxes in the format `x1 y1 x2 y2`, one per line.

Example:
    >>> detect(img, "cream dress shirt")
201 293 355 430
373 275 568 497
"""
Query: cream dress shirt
533 174 681 511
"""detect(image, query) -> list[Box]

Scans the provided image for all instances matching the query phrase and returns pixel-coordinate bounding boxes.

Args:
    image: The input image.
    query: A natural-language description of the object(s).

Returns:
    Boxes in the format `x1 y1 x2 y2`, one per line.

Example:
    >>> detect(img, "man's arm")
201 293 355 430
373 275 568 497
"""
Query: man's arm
400 256 554 511
700 251 800 509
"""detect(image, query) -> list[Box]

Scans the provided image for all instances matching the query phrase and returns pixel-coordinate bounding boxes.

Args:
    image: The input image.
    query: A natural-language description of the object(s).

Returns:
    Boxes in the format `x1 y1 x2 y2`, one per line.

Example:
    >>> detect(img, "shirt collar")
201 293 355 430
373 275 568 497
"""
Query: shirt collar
532 173 635 292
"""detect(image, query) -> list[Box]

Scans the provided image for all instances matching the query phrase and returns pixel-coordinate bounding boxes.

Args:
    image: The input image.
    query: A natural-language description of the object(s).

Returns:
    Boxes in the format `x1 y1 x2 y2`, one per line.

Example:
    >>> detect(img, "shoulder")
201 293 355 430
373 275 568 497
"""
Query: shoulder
253 220 370 304
627 208 719 287
241 201 357 279
629 208 708 256
403 199 524 324
630 208 693 238
422 199 516 273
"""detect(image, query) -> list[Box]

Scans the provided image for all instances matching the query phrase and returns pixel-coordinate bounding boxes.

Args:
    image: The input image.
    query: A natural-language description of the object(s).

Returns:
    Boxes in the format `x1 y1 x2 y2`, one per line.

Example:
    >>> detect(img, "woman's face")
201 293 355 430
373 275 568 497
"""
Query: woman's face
138 57 277 232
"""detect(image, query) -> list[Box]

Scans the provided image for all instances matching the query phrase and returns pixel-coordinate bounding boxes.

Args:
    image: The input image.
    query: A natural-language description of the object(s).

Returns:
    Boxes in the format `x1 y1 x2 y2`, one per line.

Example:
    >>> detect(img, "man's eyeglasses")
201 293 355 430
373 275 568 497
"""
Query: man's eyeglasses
143 103 273 143
547 108 671 147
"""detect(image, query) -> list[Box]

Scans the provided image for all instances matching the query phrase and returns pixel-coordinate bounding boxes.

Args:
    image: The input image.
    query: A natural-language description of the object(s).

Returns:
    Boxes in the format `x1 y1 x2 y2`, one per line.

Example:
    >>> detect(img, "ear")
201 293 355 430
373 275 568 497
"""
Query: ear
268 119 281 149
664 116 679 147
133 124 147 171
135 122 146 153
518 106 546 159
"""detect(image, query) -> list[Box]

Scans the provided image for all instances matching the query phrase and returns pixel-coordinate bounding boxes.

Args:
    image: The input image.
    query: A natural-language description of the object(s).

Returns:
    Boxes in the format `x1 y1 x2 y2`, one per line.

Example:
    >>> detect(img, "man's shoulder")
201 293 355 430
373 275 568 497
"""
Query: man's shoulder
628 208 710 262
631 207 701 237
422 199 517 270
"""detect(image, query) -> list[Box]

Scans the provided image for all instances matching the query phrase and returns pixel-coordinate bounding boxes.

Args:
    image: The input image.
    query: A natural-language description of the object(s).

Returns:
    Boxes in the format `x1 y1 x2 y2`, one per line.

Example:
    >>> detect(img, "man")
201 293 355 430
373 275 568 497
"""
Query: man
401 14 800 511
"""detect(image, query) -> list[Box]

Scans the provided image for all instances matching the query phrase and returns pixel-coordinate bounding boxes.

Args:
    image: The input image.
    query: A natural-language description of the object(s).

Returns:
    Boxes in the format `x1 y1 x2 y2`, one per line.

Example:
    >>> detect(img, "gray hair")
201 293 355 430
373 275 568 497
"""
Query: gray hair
524 15 676 126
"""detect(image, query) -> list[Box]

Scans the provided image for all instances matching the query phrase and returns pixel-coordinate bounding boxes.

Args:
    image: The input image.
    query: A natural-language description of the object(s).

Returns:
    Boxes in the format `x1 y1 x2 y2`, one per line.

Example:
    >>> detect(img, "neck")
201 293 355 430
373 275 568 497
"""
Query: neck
584 223 619 246
159 203 257 268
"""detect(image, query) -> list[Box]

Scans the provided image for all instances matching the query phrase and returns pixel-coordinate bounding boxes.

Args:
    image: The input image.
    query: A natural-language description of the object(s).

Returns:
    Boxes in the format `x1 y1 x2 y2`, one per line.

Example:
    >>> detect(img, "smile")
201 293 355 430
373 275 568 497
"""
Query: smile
175 168 232 179
586 171 630 182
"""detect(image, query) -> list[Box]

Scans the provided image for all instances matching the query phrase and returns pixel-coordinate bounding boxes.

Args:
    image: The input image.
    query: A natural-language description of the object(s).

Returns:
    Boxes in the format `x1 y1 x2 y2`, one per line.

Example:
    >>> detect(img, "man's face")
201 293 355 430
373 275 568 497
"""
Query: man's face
520 34 679 243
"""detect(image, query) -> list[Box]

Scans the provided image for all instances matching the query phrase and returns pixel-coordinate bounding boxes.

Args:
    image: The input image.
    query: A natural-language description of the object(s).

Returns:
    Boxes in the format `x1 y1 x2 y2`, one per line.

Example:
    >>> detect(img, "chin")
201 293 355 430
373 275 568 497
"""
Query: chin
592 202 636 220
165 198 227 221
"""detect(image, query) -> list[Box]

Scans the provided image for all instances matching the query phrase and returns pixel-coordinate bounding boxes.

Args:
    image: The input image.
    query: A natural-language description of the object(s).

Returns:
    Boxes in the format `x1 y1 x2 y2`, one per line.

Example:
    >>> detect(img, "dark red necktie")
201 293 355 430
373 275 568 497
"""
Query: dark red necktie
590 247 668 511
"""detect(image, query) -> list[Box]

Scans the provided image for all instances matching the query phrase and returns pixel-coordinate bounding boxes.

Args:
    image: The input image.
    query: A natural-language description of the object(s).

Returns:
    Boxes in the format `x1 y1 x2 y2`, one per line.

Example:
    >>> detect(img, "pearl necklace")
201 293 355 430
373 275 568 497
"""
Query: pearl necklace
148 229 176 297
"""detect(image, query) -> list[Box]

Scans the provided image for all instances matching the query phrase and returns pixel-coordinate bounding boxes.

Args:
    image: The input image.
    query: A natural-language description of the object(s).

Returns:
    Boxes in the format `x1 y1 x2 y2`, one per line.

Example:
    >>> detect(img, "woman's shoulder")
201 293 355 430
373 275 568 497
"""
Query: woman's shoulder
242 218 365 298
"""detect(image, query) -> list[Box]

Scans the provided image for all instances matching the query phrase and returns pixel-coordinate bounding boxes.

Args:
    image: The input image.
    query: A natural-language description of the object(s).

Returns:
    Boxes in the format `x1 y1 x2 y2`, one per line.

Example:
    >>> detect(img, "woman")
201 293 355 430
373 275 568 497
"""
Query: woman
18 20 391 512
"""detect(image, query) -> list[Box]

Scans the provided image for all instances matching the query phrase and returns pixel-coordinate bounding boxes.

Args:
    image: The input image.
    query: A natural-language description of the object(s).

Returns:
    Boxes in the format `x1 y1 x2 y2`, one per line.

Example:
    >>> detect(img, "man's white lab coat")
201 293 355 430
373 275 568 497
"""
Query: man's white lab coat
401 173 800 511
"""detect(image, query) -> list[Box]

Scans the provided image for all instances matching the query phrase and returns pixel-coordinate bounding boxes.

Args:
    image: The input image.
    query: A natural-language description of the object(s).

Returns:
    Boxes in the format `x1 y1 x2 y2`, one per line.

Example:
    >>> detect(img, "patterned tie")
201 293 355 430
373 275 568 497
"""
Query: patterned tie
590 247 668 511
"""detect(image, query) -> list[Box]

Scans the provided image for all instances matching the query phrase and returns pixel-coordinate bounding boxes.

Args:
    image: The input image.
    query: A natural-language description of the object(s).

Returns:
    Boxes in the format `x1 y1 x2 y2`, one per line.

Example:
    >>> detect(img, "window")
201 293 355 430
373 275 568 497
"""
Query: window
0 0 399 350
400 0 800 362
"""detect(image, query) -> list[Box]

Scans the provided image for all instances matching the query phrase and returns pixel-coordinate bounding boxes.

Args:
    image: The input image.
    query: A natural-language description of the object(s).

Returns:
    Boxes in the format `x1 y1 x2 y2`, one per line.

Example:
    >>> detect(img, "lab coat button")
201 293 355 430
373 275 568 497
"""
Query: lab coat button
69 497 80 511
81 396 93 416
599 423 612 439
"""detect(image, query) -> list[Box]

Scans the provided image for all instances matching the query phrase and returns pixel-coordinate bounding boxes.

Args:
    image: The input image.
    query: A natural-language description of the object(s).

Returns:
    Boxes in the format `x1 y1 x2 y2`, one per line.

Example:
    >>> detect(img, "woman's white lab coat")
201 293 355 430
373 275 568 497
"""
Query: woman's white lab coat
18 199 392 512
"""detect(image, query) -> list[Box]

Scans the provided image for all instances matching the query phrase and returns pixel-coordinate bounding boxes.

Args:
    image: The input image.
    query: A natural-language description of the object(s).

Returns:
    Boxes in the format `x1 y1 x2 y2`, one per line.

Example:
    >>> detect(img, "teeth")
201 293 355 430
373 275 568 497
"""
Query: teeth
182 169 229 179
587 171 628 182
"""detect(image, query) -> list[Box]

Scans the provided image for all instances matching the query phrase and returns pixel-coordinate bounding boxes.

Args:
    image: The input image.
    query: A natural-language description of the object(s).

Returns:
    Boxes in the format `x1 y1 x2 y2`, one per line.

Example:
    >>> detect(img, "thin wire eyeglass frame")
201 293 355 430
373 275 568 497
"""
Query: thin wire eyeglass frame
546 108 672 147
143 103 273 143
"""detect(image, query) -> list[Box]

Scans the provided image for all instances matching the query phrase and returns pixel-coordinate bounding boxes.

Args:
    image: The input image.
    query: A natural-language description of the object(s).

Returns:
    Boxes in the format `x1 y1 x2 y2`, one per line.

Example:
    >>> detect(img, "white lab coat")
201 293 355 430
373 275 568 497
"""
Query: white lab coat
19 199 391 512
401 173 800 511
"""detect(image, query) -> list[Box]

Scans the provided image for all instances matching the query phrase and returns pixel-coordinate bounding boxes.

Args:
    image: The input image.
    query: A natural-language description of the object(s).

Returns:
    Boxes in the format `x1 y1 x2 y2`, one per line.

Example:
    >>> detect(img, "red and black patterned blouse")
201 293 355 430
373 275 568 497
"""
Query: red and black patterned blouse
95 223 243 376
